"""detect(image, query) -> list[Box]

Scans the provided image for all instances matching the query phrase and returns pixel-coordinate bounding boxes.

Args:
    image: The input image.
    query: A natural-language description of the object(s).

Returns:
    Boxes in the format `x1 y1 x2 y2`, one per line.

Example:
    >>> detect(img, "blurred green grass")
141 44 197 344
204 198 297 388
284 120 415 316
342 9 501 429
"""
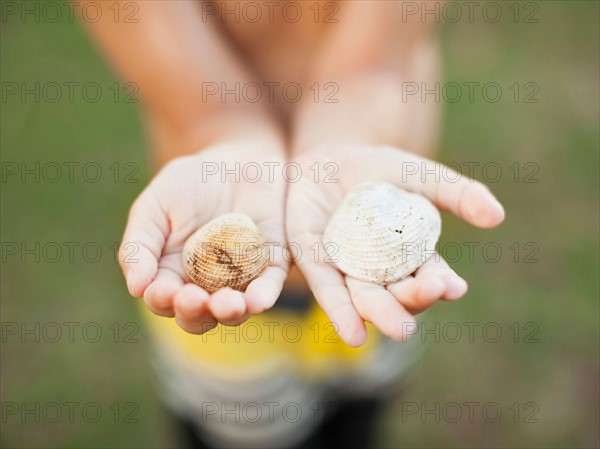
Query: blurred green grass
1 1 598 448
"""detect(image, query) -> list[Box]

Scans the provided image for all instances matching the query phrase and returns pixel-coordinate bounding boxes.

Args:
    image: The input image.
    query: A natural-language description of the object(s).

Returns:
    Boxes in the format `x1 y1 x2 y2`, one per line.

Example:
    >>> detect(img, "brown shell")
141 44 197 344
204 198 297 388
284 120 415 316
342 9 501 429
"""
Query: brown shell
182 213 270 293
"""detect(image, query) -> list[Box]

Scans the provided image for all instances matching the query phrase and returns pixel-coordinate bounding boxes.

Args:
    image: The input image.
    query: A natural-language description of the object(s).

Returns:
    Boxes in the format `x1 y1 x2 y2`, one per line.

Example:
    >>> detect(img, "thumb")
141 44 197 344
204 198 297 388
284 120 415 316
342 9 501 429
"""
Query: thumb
119 188 168 297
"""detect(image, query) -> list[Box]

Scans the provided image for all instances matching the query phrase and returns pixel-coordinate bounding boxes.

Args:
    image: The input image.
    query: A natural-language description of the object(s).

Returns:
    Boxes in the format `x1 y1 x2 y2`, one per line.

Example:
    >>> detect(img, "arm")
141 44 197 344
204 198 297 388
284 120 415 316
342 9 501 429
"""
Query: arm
286 2 504 346
292 1 440 155
77 0 283 164
79 1 289 332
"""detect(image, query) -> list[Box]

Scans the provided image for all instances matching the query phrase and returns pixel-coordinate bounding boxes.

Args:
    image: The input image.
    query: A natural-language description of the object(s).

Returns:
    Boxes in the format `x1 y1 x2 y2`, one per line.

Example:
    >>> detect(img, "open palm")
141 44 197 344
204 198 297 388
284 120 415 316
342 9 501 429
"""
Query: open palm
119 143 288 333
286 145 505 347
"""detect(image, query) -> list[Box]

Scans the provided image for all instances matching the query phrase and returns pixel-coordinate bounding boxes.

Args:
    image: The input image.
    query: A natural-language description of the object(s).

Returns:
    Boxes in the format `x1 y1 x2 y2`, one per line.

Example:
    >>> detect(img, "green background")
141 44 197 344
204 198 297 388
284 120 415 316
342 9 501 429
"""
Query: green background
1 1 598 448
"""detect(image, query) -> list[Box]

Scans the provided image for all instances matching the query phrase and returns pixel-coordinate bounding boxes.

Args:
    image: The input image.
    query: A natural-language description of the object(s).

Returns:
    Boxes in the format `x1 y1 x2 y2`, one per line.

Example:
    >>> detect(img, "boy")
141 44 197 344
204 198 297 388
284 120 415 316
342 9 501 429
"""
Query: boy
82 1 504 447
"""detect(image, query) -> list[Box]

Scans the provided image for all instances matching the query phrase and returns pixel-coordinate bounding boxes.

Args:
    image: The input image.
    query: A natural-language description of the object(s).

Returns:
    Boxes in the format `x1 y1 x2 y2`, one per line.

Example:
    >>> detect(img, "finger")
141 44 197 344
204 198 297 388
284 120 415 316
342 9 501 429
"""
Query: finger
244 209 290 315
245 266 288 314
386 253 467 314
120 189 169 297
386 152 505 228
208 288 247 324
143 268 183 317
415 253 468 301
296 242 368 347
173 284 216 334
415 254 468 301
430 179 505 229
346 277 416 342
217 313 252 327
386 276 444 315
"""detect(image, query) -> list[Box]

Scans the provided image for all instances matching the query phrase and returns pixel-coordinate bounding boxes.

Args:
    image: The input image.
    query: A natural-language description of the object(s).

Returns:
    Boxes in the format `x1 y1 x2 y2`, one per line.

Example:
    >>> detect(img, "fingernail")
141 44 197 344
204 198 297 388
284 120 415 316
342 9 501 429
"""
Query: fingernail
490 199 506 222
126 271 135 294
446 276 467 300
480 191 506 227
465 186 505 227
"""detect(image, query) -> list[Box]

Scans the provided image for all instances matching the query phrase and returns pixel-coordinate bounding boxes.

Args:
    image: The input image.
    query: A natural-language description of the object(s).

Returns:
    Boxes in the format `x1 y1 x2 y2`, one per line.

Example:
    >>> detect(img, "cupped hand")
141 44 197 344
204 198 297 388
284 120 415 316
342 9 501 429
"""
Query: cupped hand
119 143 288 334
286 145 505 347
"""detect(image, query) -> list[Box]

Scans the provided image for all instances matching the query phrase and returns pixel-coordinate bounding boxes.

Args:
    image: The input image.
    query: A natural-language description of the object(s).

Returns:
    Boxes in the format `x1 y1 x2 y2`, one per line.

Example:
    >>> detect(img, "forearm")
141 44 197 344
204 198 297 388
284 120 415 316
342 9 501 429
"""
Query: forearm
77 0 283 164
291 1 441 155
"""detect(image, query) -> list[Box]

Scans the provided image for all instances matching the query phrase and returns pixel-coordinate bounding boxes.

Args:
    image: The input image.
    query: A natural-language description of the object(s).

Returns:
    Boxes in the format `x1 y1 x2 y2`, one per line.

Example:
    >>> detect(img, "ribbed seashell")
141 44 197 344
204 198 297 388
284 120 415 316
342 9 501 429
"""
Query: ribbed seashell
323 182 441 285
182 213 270 293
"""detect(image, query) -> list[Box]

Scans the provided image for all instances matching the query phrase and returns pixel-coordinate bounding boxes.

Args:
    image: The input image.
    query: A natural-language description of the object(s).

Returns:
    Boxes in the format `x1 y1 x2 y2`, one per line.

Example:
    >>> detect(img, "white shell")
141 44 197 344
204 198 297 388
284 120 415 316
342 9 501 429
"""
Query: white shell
323 182 441 284
182 213 270 293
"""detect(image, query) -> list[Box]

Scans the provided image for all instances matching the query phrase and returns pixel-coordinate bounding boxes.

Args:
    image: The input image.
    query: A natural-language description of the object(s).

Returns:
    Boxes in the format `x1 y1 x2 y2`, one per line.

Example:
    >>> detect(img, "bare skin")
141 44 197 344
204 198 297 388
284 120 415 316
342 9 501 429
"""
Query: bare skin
81 1 504 346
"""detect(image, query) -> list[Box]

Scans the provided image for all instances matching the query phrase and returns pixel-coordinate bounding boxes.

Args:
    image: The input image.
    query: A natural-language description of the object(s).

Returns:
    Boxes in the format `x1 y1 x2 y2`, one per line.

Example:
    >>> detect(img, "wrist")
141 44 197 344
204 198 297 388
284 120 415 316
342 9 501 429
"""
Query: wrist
144 106 285 167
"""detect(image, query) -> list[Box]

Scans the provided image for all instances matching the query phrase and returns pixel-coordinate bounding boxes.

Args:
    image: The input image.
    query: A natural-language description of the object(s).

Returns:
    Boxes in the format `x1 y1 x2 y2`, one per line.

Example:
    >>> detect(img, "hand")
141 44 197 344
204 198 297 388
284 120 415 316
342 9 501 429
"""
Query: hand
286 145 505 347
119 143 288 334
